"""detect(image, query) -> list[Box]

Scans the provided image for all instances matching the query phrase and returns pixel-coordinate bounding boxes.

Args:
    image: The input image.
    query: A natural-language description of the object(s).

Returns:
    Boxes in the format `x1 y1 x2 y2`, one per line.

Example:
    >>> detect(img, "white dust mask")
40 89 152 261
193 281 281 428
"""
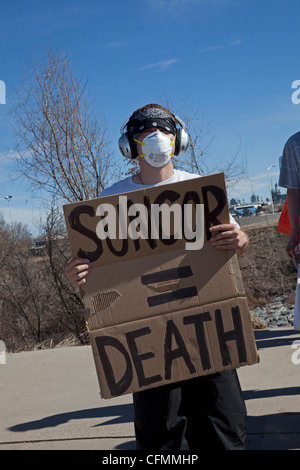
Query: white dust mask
134 131 175 168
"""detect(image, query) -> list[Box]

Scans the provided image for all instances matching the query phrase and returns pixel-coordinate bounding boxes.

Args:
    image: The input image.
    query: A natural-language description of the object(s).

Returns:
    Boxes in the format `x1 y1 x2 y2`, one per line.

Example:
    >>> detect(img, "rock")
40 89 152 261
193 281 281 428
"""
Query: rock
250 295 294 328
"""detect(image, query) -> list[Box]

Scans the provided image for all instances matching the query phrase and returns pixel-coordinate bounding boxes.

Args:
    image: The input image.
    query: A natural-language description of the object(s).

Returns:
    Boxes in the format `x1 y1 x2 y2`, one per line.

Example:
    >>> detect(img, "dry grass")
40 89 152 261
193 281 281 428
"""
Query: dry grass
239 225 298 307
238 225 298 329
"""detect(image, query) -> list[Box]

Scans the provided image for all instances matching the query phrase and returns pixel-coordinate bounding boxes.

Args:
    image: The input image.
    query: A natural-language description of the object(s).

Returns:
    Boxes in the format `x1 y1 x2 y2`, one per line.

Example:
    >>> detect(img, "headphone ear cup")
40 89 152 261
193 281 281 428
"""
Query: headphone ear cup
174 128 182 156
118 132 138 159
175 128 189 156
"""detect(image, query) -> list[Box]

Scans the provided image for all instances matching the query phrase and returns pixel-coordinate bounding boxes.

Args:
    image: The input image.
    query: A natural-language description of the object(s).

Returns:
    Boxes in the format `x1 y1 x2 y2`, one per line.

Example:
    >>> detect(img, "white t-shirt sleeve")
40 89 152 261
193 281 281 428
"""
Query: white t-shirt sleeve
229 213 240 228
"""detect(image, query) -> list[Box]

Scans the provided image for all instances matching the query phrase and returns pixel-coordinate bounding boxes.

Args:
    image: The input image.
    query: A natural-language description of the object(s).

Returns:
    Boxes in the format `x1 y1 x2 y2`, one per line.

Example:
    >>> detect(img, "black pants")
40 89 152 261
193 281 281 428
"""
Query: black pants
133 370 247 451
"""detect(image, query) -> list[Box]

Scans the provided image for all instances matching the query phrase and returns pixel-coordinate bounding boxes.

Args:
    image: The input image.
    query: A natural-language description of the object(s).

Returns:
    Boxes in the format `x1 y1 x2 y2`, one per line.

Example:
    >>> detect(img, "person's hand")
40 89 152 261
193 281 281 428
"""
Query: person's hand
286 233 300 259
209 224 249 256
65 258 91 288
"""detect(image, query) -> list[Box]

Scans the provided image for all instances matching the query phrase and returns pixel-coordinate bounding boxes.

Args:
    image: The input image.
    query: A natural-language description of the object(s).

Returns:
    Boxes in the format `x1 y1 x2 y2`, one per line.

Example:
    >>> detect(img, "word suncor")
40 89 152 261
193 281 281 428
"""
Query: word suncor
68 185 227 261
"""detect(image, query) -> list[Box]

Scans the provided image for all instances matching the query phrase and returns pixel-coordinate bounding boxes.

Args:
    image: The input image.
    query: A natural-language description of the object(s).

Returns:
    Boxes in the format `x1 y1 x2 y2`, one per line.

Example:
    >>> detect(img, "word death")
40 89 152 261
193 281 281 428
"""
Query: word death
94 305 248 397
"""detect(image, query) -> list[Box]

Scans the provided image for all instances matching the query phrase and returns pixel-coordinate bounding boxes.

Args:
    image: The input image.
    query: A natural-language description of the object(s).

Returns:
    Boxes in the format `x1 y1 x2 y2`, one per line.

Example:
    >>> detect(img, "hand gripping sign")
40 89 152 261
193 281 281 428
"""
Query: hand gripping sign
64 172 259 398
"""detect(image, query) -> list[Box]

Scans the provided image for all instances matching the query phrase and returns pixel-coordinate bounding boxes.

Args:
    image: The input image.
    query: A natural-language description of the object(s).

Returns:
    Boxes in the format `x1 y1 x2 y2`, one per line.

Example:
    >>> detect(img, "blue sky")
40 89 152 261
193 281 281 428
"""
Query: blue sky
1 0 300 233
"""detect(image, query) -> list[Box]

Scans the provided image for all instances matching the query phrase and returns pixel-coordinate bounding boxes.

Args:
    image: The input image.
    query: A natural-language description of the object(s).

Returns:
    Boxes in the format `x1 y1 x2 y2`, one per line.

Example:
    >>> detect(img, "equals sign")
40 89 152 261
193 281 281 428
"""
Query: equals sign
141 265 198 307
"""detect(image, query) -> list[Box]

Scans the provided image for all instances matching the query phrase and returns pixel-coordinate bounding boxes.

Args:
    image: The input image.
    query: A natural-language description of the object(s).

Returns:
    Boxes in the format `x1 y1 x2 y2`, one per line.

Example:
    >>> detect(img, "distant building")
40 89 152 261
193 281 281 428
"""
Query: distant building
30 237 47 257
231 204 260 218
271 184 286 204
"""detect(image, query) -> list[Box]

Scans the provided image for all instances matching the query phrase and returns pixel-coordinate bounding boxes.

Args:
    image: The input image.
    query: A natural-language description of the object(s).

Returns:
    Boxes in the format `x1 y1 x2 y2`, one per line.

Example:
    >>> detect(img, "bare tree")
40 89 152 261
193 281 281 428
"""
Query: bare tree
1 48 118 352
0 210 87 352
10 48 115 203
160 97 248 185
38 202 86 342
0 216 43 350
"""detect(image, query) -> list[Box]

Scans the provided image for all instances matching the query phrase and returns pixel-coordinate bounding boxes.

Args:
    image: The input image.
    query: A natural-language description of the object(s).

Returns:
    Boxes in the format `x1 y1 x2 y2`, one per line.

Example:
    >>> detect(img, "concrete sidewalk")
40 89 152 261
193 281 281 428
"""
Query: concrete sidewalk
0 327 300 450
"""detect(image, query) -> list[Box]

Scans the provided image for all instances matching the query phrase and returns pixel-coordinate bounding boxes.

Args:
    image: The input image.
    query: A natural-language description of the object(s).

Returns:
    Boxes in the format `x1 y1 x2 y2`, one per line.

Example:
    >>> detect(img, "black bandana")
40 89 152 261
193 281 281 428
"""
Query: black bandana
127 107 177 136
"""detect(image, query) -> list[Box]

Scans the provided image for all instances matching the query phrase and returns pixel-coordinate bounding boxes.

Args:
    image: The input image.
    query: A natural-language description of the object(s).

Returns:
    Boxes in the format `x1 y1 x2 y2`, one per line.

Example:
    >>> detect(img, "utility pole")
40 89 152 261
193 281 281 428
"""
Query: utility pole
4 195 13 225
266 165 276 213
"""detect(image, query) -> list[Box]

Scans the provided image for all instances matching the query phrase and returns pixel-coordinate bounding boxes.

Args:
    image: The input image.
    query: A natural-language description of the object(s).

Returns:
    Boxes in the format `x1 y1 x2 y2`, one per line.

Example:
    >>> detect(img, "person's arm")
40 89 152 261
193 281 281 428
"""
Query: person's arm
209 224 249 257
286 188 300 258
65 258 91 288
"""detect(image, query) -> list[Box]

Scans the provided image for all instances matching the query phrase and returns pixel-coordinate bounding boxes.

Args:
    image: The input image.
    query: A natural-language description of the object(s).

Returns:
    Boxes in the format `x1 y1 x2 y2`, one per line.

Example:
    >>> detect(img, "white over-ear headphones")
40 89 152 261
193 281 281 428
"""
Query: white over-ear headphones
118 111 189 159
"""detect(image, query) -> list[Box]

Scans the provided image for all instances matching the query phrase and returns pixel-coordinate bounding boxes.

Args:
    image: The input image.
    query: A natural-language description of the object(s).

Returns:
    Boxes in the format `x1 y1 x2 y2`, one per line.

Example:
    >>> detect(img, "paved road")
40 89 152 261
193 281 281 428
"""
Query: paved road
1 327 300 450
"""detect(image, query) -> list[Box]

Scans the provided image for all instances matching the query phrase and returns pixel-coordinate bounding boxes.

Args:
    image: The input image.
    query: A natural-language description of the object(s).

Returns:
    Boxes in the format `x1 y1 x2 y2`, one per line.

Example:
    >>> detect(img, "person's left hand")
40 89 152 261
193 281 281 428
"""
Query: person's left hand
209 224 249 255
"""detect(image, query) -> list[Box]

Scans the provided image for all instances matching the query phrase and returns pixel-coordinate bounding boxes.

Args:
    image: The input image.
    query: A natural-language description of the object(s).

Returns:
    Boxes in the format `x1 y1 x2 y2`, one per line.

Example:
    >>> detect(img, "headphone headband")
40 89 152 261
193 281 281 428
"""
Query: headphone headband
120 119 129 135
118 109 189 159
173 114 185 129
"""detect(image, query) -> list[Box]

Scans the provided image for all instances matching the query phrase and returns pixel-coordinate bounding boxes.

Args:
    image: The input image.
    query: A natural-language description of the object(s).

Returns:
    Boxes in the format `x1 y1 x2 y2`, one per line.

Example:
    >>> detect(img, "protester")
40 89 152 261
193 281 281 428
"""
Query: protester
279 131 300 258
65 104 250 450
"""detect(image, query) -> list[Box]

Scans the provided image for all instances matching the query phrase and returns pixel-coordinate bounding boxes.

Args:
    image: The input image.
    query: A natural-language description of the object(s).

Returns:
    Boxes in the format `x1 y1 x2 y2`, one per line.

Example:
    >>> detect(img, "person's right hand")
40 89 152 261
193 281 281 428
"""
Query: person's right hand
65 258 91 288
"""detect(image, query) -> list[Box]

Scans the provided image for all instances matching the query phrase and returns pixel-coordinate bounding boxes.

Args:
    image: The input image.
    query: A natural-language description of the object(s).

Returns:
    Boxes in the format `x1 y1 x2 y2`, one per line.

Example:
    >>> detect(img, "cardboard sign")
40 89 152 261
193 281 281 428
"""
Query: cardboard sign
63 173 259 399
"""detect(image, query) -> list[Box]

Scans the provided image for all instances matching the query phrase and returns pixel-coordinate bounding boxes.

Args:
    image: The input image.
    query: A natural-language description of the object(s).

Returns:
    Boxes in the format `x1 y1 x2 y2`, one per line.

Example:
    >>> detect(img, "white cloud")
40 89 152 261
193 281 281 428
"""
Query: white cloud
137 58 179 72
247 102 300 128
0 151 18 183
0 150 18 162
0 205 44 234
228 39 242 46
147 0 229 18
105 40 130 49
198 38 242 53
148 0 223 8
227 169 281 199
198 45 225 53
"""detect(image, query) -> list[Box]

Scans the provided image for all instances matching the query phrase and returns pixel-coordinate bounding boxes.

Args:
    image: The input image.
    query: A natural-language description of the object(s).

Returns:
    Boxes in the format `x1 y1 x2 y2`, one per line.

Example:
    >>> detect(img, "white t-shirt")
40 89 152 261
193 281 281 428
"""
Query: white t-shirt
100 169 239 227
100 169 200 197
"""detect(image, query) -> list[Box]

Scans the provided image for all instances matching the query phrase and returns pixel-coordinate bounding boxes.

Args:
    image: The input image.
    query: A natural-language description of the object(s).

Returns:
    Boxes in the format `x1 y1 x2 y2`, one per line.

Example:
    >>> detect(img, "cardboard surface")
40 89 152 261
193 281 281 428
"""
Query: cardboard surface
63 173 259 399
